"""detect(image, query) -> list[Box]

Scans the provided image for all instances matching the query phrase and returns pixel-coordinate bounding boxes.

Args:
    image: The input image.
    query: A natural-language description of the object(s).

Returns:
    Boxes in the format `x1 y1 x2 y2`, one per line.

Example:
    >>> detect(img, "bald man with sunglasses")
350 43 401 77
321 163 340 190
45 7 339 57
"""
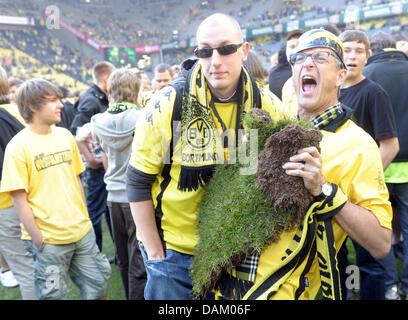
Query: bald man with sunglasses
125 13 284 300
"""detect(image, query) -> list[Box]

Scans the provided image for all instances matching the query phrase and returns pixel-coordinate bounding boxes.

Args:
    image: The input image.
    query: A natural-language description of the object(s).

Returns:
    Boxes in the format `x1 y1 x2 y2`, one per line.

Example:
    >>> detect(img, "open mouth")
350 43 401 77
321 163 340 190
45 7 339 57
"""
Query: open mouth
302 75 317 95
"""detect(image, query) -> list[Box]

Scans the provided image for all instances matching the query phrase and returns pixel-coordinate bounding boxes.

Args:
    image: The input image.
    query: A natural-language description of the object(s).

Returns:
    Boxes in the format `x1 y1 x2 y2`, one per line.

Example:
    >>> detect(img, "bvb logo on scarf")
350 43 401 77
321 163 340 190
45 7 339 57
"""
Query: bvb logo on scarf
186 118 212 150
181 98 221 167
176 62 260 192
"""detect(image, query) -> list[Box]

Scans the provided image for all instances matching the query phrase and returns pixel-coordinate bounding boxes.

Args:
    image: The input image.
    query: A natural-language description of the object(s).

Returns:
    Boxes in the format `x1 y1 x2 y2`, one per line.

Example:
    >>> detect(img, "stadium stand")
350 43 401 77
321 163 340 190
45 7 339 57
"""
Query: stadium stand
0 0 406 87
0 31 89 93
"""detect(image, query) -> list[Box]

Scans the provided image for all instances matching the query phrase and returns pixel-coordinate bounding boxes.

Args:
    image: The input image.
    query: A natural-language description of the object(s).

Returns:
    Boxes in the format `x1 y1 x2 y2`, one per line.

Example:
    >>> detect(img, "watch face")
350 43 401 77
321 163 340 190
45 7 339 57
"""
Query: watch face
322 183 333 197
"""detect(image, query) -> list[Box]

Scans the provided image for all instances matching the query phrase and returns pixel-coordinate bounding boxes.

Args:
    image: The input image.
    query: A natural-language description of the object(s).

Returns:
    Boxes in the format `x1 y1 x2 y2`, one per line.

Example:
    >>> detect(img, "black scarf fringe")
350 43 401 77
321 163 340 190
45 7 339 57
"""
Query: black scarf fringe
217 271 254 300
177 165 215 191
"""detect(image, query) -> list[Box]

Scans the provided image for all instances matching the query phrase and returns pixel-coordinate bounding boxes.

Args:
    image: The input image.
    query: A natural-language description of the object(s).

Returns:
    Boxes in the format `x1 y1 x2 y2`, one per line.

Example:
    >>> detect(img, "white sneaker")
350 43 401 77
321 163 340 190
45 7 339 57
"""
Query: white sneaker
0 270 19 288
385 284 401 300
398 287 407 299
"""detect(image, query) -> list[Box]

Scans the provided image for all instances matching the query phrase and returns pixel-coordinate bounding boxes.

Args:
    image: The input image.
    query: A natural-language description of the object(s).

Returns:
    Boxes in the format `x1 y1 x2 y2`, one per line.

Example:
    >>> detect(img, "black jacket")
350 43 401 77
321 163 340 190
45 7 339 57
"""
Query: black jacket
0 108 25 180
268 42 292 100
363 50 408 162
57 100 76 130
70 84 108 135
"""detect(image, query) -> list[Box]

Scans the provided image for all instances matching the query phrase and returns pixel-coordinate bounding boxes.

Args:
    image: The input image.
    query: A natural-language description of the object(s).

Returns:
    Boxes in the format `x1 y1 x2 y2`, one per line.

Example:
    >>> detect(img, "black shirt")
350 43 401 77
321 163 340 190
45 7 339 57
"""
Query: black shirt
0 108 25 179
268 42 292 100
339 78 397 142
57 101 76 130
70 84 108 135
363 50 408 162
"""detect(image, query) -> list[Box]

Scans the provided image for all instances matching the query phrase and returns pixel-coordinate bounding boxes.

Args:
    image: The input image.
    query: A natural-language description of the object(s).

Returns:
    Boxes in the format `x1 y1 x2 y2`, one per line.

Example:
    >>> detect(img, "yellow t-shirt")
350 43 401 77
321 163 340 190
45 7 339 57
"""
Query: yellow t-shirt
253 119 392 299
129 86 285 255
0 127 92 244
281 77 298 119
0 182 13 210
0 104 27 210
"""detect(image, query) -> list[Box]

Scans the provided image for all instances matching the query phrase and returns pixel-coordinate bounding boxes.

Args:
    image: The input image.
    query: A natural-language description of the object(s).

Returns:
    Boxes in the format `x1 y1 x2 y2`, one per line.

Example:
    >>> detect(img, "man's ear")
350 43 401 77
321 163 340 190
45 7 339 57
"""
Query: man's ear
336 68 347 88
104 74 111 86
27 103 37 114
98 74 111 93
241 42 250 62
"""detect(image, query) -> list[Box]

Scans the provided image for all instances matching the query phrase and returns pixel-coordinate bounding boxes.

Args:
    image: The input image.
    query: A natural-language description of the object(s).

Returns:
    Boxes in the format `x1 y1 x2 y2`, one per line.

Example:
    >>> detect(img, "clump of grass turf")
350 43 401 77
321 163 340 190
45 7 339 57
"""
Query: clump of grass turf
189 109 321 299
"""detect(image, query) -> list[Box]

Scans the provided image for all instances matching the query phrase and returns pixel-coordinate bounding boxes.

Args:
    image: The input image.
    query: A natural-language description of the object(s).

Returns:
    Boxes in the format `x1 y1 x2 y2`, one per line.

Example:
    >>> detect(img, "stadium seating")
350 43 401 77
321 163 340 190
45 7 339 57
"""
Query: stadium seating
0 0 406 87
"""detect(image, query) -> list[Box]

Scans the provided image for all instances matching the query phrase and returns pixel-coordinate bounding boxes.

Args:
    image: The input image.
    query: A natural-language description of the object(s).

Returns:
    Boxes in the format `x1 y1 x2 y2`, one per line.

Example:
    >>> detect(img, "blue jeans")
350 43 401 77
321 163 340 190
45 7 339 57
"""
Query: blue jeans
381 182 408 295
139 243 194 300
85 167 113 251
353 240 385 299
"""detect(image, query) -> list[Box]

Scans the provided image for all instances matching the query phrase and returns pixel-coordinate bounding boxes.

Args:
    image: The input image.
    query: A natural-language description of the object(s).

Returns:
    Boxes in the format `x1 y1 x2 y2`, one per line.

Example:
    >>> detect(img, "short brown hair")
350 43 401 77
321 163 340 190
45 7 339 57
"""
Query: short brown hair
92 61 116 84
323 24 341 36
107 69 140 104
16 78 63 123
0 66 9 104
154 63 173 77
8 78 23 89
287 29 304 41
339 29 370 52
369 31 396 53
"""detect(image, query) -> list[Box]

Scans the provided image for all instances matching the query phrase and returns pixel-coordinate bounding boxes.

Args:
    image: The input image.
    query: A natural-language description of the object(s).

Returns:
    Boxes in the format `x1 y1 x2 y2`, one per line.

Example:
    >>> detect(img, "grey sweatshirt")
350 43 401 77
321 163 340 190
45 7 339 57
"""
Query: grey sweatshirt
91 109 140 203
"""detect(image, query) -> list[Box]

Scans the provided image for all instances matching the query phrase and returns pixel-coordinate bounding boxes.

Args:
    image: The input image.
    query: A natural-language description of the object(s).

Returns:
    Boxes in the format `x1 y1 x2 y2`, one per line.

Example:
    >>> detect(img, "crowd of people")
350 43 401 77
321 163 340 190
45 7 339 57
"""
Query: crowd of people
0 28 95 85
1 0 405 92
1 1 408 302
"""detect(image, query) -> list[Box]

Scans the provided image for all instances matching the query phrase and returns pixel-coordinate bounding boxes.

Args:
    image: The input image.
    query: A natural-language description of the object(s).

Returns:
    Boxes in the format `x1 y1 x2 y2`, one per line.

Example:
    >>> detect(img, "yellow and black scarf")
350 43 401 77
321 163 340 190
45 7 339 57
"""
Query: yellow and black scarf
107 101 140 113
241 185 348 300
244 104 351 300
177 62 261 191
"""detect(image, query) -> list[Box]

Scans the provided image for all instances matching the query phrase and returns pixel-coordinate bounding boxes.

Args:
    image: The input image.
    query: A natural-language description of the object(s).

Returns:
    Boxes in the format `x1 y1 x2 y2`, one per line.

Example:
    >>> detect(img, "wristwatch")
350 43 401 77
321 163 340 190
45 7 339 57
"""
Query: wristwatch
314 182 333 201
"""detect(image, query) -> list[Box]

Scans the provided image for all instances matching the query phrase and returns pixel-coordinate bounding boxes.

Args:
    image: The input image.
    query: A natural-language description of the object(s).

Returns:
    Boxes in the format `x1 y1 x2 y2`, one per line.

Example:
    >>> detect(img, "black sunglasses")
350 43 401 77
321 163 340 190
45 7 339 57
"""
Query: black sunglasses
194 43 243 59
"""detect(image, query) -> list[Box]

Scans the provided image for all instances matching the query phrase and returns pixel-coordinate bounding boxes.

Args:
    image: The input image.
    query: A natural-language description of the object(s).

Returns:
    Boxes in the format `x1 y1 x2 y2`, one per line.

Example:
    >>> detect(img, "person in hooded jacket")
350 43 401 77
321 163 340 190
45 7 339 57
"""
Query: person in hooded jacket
91 69 146 300
71 61 116 253
268 29 304 100
268 42 291 100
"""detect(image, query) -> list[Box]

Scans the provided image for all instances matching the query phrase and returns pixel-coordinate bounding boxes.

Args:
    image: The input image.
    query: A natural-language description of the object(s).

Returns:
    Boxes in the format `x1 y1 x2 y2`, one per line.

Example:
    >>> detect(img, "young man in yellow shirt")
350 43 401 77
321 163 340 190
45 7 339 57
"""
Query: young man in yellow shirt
1 78 111 300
